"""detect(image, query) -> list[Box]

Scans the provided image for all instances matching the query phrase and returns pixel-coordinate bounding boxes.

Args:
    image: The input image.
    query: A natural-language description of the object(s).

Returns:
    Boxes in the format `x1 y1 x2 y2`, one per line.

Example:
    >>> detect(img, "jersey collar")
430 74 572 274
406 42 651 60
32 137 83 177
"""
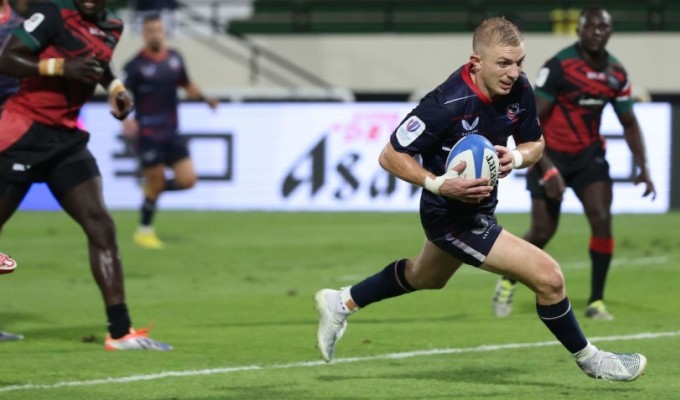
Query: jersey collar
141 48 169 62
462 62 492 105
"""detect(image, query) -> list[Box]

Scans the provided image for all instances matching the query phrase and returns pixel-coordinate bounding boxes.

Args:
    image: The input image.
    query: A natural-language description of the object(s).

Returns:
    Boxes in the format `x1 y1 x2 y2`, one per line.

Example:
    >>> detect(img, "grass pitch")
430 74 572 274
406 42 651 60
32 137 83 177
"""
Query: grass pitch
0 211 679 399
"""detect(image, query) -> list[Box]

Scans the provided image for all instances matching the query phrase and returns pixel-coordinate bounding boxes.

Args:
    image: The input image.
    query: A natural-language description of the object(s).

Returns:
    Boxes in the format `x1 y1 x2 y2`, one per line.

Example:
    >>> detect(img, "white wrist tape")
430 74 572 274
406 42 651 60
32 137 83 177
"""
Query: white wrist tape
424 175 446 195
108 78 125 95
46 58 57 75
512 149 524 169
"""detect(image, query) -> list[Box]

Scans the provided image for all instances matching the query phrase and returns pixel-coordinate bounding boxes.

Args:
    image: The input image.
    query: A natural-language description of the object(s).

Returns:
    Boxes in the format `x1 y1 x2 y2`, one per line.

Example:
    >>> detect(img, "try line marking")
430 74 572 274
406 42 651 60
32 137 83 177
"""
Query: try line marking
1 330 678 394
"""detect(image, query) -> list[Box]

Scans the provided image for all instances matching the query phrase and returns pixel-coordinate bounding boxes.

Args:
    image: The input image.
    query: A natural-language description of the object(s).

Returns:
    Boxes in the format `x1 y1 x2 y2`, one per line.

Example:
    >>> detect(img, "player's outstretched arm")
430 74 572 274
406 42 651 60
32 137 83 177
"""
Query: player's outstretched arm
185 82 219 110
619 110 656 199
0 36 103 83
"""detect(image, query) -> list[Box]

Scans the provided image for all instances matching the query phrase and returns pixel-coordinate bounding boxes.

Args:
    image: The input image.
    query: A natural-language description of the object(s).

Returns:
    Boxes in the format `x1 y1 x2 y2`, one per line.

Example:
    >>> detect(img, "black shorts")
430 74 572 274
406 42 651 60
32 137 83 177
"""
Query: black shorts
526 142 611 199
0 115 100 202
424 210 503 267
136 133 190 168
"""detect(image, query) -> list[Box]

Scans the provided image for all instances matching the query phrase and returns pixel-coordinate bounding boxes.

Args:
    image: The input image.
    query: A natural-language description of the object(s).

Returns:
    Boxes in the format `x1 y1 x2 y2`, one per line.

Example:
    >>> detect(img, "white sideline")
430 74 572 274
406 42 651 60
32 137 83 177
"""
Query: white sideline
1 330 678 394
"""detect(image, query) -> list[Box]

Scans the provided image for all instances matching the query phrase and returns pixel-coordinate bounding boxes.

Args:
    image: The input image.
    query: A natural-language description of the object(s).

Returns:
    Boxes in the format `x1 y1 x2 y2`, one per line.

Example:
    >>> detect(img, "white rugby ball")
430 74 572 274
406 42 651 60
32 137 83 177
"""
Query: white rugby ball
445 134 499 186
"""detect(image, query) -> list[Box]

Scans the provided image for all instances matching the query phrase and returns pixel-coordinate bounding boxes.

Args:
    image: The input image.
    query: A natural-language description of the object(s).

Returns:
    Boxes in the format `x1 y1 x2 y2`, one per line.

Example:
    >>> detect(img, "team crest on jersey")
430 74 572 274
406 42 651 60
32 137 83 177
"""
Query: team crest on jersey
506 103 520 120
169 56 181 70
396 116 425 147
461 117 479 134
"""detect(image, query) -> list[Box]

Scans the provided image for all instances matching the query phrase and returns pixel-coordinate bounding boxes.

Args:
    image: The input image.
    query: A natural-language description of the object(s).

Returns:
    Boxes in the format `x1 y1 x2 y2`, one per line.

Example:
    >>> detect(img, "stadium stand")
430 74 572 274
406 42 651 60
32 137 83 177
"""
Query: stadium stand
227 0 680 35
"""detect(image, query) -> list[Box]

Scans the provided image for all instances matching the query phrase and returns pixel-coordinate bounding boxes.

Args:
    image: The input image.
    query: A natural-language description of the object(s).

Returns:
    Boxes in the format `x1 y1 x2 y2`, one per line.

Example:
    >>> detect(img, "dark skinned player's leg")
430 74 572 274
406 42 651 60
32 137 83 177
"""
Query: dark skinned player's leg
0 189 27 337
575 180 614 306
141 163 166 222
524 196 562 249
56 177 131 338
0 196 27 232
0 186 30 274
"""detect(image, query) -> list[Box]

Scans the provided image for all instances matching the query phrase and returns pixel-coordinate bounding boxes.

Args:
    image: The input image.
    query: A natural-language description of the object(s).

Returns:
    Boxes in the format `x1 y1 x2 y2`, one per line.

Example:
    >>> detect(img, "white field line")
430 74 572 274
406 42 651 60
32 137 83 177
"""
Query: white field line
1 330 678 394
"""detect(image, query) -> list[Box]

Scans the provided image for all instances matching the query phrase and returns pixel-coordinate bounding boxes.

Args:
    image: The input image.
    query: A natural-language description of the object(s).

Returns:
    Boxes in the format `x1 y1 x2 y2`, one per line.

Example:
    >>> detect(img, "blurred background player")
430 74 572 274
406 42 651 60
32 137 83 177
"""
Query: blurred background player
0 0 171 350
492 7 656 320
123 15 218 249
131 0 177 36
0 0 23 342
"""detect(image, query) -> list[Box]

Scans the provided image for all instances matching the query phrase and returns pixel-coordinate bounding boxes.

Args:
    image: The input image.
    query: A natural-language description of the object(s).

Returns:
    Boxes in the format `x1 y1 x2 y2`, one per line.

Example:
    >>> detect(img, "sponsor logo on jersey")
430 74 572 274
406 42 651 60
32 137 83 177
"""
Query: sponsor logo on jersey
12 163 31 172
471 217 490 235
89 27 106 37
23 13 44 33
141 64 157 77
396 116 425 147
142 150 157 162
461 116 479 134
535 67 550 87
586 71 607 81
578 97 606 106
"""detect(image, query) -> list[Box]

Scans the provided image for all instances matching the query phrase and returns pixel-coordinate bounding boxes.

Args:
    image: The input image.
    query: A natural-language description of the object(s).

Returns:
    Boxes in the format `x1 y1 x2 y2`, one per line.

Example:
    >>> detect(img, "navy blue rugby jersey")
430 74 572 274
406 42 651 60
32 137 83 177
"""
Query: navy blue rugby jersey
123 48 189 139
390 63 542 228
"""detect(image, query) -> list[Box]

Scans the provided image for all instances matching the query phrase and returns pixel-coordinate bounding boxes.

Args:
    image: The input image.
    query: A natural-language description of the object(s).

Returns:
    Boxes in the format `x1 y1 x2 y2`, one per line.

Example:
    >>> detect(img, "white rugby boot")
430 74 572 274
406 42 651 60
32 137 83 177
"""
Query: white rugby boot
576 345 647 382
315 288 352 362
492 277 517 317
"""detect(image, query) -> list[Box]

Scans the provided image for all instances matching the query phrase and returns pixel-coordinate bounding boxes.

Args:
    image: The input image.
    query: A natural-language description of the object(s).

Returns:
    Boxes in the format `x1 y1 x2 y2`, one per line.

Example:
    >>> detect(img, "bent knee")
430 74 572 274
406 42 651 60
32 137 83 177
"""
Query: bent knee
535 261 565 297
178 175 197 189
82 213 117 244
526 228 555 248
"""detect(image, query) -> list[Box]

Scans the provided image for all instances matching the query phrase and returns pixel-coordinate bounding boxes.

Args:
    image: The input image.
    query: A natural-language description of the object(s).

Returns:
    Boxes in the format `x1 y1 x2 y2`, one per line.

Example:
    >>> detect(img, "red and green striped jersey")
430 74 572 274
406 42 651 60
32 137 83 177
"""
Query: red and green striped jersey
534 43 632 154
6 0 123 129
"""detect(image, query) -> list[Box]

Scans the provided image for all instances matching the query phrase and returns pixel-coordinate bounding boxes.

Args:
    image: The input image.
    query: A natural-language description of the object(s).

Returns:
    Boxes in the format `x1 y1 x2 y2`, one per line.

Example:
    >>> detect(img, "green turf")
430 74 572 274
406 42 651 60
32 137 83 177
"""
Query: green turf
1 211 679 399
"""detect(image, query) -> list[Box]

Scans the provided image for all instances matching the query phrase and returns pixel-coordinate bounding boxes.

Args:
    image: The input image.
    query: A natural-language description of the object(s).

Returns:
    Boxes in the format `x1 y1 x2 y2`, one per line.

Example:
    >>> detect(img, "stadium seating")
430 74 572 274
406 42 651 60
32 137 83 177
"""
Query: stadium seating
226 0 680 35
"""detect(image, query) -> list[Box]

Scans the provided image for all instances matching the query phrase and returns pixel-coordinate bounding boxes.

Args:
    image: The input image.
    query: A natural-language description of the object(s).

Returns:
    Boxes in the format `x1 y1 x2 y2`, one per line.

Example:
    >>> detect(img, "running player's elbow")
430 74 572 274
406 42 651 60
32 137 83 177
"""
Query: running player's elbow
378 145 391 171
530 136 546 164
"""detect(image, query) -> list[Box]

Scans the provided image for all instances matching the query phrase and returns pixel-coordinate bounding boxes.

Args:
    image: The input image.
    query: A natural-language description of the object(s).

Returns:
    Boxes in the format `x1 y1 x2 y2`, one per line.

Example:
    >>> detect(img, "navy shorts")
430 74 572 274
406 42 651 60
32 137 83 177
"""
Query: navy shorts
136 133 190 168
0 118 100 202
425 210 503 267
526 142 611 199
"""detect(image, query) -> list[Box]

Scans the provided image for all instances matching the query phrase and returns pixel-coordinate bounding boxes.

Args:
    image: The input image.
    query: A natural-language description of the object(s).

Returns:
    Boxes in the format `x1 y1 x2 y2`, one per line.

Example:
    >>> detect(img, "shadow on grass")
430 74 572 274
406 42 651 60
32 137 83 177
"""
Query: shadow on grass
7 323 104 344
316 365 644 397
206 314 471 329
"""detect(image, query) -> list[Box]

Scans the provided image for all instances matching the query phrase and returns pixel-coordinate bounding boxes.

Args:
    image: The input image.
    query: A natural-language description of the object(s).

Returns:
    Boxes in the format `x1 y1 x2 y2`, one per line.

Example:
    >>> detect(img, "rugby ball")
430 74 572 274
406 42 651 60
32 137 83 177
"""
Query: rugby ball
445 134 499 186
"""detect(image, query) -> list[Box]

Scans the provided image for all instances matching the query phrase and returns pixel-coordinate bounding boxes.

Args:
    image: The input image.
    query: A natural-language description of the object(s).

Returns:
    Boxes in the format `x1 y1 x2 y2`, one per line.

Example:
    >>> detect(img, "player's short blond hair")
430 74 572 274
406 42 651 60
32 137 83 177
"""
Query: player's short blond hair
472 17 523 54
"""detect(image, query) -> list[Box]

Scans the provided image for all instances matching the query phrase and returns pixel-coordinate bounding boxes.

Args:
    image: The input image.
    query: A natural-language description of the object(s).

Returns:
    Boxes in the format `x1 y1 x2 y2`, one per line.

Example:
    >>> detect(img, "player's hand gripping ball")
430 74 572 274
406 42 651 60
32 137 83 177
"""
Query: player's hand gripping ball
445 134 499 186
